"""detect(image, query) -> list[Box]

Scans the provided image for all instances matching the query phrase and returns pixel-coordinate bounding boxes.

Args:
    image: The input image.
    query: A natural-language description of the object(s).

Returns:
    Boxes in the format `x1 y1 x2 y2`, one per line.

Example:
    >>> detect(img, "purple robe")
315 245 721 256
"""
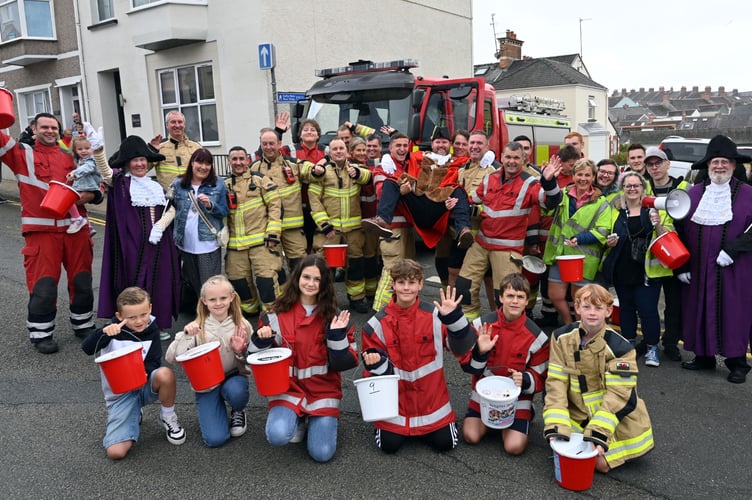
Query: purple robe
98 172 180 329
680 179 752 357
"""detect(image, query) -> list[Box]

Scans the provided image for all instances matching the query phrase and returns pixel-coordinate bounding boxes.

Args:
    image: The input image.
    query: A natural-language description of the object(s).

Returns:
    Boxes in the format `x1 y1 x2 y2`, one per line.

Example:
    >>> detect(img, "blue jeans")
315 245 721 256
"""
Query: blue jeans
195 375 249 447
265 405 339 462
103 371 159 448
614 281 661 345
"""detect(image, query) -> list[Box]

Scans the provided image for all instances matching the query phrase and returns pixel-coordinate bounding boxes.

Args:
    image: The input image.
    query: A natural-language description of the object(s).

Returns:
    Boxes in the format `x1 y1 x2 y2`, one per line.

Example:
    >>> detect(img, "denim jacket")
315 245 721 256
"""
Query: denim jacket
170 178 229 248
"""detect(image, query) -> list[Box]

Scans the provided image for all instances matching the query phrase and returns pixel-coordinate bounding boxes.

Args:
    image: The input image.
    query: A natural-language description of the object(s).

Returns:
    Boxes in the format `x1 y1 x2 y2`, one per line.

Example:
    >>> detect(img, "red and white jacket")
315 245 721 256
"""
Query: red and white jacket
464 311 550 421
0 134 79 233
249 303 358 418
371 154 410 229
472 169 561 253
362 300 475 436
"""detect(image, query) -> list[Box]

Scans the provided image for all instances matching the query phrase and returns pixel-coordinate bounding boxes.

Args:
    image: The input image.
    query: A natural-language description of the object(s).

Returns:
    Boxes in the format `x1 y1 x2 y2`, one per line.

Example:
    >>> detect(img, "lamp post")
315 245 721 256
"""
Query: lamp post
579 17 592 57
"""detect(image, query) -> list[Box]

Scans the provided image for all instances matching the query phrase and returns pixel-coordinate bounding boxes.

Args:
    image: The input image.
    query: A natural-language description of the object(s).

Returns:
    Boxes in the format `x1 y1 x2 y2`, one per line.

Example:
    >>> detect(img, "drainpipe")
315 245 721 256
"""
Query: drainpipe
71 0 90 121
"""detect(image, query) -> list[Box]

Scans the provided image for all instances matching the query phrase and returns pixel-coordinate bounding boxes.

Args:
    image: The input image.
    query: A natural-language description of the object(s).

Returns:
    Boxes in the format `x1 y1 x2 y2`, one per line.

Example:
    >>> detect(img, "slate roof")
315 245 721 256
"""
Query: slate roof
485 58 606 91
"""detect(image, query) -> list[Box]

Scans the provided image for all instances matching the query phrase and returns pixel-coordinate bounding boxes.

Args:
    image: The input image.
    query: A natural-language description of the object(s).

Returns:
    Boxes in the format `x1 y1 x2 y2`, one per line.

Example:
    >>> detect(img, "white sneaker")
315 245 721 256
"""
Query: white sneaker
289 419 306 443
66 218 87 234
645 346 660 367
160 413 186 445
230 410 247 437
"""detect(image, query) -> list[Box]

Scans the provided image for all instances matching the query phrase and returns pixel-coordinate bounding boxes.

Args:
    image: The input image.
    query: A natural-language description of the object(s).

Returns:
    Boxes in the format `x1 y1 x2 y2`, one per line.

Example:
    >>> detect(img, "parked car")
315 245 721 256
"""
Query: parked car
658 136 710 181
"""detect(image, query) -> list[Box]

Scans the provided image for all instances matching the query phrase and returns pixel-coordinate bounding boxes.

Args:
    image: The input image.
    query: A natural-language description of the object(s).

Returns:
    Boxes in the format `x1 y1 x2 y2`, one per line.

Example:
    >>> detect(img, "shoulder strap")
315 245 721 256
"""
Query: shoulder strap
188 190 218 235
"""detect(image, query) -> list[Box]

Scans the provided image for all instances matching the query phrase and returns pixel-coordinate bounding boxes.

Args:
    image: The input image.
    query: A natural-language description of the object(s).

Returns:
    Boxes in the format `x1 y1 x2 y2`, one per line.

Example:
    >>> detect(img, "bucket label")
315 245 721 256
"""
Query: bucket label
368 381 380 394
553 453 562 482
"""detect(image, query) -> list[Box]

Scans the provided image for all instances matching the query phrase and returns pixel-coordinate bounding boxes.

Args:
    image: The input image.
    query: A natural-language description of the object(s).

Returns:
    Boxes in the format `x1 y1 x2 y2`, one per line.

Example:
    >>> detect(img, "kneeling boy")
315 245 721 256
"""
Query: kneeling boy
82 287 186 459
461 273 549 455
543 284 654 472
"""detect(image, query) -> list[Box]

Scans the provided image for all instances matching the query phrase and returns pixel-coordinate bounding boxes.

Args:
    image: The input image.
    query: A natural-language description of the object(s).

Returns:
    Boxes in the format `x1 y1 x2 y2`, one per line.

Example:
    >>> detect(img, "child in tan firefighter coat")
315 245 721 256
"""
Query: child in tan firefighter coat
308 138 372 313
543 284 654 472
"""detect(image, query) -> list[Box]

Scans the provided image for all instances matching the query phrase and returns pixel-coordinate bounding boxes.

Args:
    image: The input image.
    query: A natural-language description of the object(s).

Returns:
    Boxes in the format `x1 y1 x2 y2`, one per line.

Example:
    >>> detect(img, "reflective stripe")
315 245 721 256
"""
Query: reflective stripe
69 311 92 321
0 136 17 155
293 364 329 379
360 193 377 203
444 314 468 333
269 393 302 406
590 409 618 433
469 357 486 371
21 217 73 227
28 319 55 330
543 408 571 426
303 397 340 412
482 206 531 218
326 337 351 351
605 373 637 387
409 401 452 428
477 232 525 248
605 428 654 462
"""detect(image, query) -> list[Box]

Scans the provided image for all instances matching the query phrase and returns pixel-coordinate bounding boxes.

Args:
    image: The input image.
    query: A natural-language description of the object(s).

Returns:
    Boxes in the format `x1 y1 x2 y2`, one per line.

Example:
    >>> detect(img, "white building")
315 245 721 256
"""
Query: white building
76 0 473 154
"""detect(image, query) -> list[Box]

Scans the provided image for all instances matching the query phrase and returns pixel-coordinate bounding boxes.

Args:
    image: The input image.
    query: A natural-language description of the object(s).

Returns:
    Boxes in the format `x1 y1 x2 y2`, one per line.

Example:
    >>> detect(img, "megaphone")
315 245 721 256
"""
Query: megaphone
641 189 691 220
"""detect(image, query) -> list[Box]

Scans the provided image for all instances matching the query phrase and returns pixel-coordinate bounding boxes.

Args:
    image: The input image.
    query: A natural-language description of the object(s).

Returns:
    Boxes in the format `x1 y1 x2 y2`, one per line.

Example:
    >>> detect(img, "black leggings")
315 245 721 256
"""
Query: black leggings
375 423 458 454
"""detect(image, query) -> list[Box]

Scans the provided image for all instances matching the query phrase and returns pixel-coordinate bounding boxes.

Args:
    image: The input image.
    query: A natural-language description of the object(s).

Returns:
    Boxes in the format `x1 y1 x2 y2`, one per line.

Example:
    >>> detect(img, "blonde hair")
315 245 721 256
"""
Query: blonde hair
70 136 92 162
196 275 243 342
575 284 614 308
573 158 597 176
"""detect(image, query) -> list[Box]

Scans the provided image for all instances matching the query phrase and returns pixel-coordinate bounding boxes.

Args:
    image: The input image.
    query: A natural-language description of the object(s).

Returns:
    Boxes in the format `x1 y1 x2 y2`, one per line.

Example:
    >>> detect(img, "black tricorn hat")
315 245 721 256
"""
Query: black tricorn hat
691 135 752 169
431 126 451 141
108 135 166 169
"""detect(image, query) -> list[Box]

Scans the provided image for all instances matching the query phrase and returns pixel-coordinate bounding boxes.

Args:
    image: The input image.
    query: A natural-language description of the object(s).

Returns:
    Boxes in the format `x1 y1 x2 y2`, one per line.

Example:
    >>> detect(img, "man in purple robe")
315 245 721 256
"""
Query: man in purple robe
677 135 752 383
96 136 180 337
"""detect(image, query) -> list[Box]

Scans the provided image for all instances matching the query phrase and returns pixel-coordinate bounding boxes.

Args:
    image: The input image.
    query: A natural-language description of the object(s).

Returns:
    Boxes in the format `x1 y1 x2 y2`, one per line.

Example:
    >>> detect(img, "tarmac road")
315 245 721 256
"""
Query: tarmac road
1 179 751 499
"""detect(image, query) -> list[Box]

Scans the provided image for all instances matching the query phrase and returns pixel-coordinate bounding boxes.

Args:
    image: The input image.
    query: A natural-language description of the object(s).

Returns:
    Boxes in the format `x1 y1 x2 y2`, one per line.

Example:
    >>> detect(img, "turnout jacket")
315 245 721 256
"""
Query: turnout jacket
308 160 371 233
472 169 562 253
149 135 201 190
361 300 475 436
249 155 315 231
464 311 549 421
543 322 654 468
248 304 358 418
224 170 281 249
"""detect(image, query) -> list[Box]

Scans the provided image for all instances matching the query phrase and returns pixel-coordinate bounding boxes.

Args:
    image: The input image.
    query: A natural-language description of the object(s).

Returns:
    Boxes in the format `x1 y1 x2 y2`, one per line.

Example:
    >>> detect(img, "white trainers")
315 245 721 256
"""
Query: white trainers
289 418 307 443
160 413 186 445
66 218 87 234
230 410 247 437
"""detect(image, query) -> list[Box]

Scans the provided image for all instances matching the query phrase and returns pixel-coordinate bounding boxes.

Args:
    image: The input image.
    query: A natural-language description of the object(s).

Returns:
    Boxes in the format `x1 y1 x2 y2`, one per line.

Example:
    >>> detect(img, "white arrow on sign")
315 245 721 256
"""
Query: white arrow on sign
260 46 269 67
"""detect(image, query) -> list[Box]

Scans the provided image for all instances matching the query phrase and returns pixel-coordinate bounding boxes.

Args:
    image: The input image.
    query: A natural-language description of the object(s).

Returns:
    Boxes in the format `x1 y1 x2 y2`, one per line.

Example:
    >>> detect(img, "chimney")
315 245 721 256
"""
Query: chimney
497 29 524 69
680 86 687 95
659 86 665 92
718 86 726 96
701 86 711 99
663 92 670 102
692 86 699 92
639 87 645 92
649 87 654 92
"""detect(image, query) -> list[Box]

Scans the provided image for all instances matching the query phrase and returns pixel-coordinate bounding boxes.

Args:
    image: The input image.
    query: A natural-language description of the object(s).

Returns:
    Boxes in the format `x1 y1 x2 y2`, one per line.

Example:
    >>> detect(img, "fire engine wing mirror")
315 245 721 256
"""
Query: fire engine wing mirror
292 102 305 119
291 122 300 142
410 89 425 112
407 113 421 141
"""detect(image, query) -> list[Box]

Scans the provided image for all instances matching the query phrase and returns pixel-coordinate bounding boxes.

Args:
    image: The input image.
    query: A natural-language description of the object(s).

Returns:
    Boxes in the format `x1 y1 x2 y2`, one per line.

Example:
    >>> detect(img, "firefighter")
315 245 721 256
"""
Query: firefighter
147 110 201 190
224 146 283 314
308 138 372 313
455 140 563 321
354 136 383 303
0 112 97 354
249 129 322 273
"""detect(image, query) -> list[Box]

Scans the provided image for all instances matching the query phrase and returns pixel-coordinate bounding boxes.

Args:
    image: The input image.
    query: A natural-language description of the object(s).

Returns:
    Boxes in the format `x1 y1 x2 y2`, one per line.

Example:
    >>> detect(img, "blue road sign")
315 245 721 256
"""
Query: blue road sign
277 92 306 103
258 43 274 70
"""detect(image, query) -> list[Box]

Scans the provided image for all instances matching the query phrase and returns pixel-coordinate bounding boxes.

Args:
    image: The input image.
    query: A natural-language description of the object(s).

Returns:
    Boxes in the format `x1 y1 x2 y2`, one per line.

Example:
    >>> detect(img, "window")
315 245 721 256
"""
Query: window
158 63 218 143
17 87 50 125
0 0 53 42
588 95 597 121
96 0 114 21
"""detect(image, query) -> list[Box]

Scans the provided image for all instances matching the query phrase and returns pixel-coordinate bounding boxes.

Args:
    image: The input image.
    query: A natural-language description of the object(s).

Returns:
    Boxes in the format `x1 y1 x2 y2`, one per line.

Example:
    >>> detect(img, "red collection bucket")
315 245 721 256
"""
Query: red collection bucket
95 344 147 394
175 340 225 392
40 181 81 217
648 231 690 270
0 88 15 129
521 256 546 286
247 347 292 396
323 244 348 267
611 297 621 325
550 433 598 491
556 255 585 282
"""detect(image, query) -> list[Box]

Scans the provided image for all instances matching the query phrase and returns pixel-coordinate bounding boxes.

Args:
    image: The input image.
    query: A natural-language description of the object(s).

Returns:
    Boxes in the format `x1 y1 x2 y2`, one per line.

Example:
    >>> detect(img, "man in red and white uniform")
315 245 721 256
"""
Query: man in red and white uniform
0 112 96 354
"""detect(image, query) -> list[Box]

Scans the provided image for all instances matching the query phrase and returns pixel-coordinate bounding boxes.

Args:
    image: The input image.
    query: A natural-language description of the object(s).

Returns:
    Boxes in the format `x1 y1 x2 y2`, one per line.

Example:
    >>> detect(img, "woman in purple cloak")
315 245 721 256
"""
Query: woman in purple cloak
95 136 180 339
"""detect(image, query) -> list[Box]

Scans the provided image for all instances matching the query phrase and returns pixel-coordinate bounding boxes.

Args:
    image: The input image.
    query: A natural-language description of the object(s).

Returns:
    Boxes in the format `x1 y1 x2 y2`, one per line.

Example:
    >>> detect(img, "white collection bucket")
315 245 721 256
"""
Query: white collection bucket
353 374 399 422
475 376 521 429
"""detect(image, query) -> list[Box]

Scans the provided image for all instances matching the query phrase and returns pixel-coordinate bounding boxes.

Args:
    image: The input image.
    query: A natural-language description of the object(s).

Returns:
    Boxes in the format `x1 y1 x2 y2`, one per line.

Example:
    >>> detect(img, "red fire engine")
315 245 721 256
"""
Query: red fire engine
291 59 571 164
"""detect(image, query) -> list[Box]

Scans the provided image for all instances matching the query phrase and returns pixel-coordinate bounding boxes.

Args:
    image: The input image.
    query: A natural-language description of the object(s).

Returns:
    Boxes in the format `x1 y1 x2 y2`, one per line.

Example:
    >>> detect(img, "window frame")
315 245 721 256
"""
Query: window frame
157 62 218 145
15 83 52 126
0 0 55 43
95 0 115 22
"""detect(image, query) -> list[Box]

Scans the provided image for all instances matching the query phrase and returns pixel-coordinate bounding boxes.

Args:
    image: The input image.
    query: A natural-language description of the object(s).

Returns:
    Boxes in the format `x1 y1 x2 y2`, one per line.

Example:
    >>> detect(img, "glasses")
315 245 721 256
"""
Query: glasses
598 170 616 176
624 184 643 189
645 160 664 168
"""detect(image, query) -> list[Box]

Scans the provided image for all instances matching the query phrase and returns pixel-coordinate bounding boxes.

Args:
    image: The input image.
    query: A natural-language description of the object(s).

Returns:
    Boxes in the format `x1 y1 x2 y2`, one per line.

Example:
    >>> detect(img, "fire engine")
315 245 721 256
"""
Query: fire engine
291 59 571 165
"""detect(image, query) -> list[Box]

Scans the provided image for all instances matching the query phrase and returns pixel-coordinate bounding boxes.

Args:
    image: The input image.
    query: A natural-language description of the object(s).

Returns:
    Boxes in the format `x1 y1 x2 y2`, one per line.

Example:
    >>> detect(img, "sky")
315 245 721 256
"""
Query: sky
472 0 752 95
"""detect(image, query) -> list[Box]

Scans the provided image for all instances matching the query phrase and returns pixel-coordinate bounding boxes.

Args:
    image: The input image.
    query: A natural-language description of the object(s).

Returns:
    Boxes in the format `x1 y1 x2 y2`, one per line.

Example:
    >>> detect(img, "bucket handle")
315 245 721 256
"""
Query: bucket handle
93 328 145 355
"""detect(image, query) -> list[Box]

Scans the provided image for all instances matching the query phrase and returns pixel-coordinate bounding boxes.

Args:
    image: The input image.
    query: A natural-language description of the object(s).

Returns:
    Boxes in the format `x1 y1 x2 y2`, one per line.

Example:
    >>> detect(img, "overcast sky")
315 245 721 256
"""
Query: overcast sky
472 0 752 95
